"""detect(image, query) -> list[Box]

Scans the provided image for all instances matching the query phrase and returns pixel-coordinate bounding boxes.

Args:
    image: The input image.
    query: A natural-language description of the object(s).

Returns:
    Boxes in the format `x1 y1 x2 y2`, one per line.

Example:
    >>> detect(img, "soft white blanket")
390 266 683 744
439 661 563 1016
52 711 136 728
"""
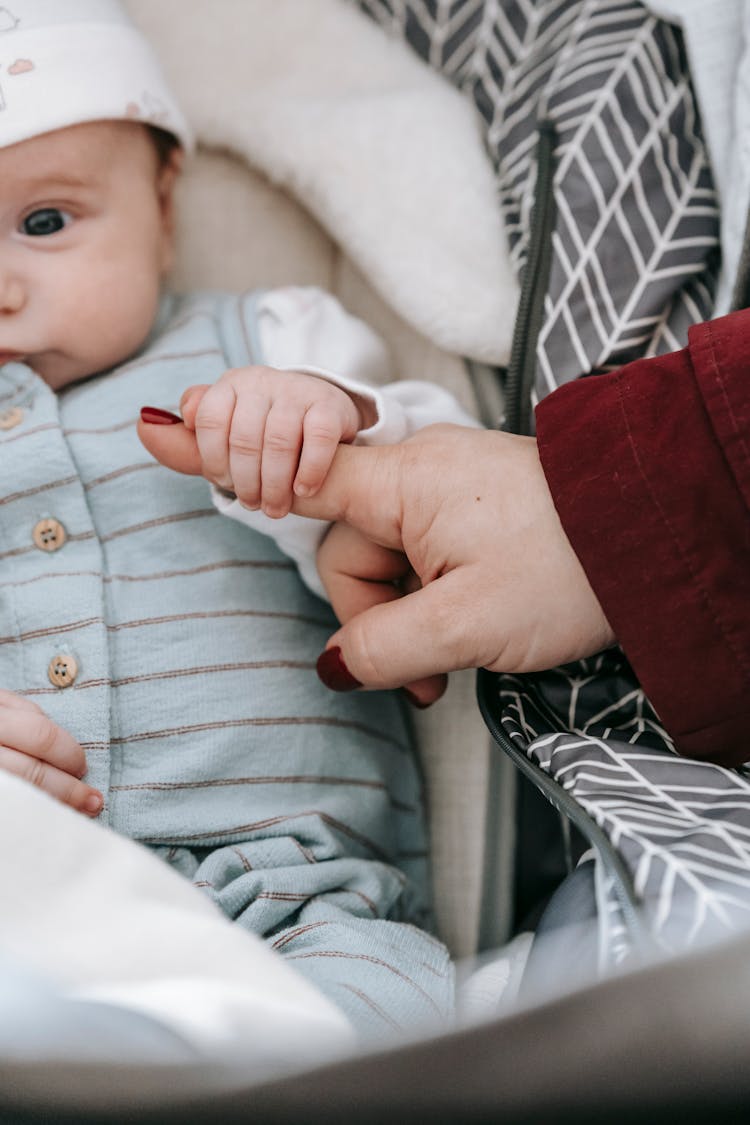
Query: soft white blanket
126 0 518 364
0 773 353 1097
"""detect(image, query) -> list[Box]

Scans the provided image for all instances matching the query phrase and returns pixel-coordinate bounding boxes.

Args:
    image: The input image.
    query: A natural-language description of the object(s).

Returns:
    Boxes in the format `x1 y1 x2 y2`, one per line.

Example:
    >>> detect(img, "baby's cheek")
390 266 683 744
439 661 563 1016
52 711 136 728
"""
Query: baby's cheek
79 268 160 370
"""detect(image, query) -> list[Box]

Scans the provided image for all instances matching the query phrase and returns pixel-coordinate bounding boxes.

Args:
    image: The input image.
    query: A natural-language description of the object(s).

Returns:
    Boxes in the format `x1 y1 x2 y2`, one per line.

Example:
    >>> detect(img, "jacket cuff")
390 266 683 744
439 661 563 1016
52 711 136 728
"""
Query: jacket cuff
535 327 750 767
687 310 750 511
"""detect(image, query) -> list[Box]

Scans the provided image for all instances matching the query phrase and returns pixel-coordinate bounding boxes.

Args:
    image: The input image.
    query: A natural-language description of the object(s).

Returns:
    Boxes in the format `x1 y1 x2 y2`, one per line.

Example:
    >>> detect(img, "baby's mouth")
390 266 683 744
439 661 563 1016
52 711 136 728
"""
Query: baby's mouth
0 351 24 366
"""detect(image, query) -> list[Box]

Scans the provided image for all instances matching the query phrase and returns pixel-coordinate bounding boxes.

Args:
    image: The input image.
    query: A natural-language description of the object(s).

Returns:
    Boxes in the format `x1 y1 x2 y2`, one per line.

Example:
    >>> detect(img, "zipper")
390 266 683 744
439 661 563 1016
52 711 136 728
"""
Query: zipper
482 122 654 954
476 668 654 954
503 120 558 437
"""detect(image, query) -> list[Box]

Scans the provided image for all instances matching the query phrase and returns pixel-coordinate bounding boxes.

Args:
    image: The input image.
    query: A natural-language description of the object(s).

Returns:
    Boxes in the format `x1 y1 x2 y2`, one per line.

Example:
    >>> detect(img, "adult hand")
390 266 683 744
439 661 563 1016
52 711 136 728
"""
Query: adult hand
138 418 615 704
161 367 362 519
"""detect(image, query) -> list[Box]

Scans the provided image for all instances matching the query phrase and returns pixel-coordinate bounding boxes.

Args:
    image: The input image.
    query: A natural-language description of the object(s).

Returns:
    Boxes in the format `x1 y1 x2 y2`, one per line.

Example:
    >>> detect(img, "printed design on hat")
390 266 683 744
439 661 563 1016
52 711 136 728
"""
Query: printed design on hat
0 7 18 33
125 91 169 127
0 4 19 110
8 58 32 74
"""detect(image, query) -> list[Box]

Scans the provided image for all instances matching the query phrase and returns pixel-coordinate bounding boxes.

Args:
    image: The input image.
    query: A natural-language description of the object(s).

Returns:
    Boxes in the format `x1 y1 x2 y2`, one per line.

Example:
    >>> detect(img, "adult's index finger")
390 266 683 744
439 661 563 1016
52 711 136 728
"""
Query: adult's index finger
137 413 203 476
290 442 406 552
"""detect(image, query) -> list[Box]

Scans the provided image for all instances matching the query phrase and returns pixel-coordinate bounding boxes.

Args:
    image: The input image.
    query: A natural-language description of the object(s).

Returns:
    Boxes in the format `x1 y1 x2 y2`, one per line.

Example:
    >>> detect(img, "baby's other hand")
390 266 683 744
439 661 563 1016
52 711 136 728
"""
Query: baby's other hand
0 690 103 816
179 367 363 518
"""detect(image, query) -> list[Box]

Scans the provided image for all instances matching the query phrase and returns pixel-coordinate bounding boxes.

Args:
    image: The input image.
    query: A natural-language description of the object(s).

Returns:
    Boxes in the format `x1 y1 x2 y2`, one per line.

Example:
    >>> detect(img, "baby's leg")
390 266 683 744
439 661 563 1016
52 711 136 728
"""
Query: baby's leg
172 834 453 1042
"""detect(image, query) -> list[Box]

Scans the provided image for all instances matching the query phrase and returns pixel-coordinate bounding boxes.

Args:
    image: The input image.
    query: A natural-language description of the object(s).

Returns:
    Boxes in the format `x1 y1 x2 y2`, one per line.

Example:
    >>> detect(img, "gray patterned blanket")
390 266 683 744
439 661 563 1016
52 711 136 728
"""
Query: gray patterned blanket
356 0 748 968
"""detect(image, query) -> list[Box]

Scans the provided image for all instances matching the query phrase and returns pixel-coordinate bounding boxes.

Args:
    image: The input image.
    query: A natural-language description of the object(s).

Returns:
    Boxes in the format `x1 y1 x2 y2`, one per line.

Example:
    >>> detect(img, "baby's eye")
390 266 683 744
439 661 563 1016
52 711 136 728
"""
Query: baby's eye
20 208 71 237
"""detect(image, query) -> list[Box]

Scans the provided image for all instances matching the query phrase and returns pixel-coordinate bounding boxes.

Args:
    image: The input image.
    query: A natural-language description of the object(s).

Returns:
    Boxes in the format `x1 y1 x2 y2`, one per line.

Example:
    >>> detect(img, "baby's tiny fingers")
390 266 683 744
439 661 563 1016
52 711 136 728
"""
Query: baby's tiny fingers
0 688 46 713
193 380 239 490
294 403 344 497
227 393 270 509
259 401 304 518
179 385 211 431
0 745 103 816
0 705 87 778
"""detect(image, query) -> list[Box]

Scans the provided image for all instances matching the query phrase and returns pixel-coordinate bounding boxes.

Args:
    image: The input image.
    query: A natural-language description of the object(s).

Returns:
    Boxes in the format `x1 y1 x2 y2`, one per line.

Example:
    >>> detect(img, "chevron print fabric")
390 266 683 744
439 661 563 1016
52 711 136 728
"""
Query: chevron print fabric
358 0 719 400
354 0 742 972
497 662 750 964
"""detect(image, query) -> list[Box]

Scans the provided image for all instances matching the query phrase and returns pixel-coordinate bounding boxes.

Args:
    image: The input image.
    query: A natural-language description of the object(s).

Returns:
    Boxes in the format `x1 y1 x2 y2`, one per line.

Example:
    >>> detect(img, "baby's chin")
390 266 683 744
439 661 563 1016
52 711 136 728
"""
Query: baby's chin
26 347 132 390
22 354 93 390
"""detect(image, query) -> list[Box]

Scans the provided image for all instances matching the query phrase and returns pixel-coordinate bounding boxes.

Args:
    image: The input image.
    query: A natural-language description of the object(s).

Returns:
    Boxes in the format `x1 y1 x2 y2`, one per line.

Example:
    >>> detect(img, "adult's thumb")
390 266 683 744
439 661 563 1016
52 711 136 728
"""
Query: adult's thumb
316 572 468 695
137 408 203 476
318 526 446 705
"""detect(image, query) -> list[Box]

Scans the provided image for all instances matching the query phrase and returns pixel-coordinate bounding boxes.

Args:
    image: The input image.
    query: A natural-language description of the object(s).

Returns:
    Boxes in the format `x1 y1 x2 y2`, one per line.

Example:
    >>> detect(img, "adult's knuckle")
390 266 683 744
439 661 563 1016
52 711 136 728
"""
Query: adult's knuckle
346 617 388 685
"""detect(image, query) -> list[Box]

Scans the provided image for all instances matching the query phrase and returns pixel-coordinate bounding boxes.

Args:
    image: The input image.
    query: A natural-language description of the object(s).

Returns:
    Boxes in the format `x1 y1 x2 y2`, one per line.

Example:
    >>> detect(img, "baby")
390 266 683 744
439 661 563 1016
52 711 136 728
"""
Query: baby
0 1 477 1039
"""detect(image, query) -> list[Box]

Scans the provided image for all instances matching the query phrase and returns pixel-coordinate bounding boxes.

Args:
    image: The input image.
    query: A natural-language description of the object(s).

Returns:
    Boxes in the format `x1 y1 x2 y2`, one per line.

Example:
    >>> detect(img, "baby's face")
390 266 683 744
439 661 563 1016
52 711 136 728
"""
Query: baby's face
0 121 178 389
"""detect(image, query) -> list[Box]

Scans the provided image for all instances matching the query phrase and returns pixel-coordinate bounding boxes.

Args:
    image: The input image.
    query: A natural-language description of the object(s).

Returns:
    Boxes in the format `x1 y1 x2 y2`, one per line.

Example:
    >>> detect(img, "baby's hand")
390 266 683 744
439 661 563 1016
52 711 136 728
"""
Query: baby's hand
180 367 364 518
0 690 103 816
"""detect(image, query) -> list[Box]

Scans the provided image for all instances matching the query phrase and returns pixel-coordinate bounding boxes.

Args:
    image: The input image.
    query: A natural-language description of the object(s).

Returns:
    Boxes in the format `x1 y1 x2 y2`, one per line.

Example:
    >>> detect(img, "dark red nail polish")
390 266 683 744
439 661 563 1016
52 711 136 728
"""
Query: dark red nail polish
403 689 432 709
140 406 182 425
316 646 362 692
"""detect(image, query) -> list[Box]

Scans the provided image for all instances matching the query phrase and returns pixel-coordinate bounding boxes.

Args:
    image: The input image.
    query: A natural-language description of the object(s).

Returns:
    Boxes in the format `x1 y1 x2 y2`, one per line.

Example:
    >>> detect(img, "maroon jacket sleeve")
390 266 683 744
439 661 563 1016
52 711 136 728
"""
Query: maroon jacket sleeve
535 308 750 768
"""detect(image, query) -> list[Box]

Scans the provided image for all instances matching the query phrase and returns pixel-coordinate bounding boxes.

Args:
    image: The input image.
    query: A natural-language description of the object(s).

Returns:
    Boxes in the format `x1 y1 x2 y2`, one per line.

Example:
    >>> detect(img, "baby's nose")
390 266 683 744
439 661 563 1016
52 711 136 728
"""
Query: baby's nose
0 271 26 314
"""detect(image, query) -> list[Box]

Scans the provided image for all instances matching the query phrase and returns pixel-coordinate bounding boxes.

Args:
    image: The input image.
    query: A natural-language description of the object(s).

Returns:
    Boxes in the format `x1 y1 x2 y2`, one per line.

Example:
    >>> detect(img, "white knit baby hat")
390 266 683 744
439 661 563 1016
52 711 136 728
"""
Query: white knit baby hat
0 0 192 150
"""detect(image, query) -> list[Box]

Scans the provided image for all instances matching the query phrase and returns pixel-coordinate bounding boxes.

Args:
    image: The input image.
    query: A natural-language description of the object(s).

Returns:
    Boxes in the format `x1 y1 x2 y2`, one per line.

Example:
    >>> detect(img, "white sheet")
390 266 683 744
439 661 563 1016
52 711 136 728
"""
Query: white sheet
0 773 353 1080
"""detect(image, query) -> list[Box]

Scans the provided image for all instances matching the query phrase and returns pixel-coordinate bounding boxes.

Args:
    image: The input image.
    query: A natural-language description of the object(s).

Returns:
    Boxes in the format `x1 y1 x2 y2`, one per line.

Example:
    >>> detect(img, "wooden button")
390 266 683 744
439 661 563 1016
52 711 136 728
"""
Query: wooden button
32 517 67 552
48 653 78 688
0 406 23 430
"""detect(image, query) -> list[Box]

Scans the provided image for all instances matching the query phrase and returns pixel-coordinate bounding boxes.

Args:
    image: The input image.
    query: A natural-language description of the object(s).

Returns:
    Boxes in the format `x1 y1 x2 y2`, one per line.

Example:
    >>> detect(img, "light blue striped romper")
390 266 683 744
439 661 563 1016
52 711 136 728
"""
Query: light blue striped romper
0 291 453 1039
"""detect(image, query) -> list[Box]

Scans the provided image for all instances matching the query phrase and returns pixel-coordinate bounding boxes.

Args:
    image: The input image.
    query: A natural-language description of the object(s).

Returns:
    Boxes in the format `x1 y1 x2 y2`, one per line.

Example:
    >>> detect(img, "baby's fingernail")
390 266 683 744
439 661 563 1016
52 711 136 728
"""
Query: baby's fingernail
85 792 103 815
140 406 181 425
403 689 432 709
316 646 362 692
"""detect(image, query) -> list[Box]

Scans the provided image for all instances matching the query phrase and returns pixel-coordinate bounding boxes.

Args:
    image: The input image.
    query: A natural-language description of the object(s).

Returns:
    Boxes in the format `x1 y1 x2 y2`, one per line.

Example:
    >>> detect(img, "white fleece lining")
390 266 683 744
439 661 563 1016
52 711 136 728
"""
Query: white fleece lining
125 0 519 363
